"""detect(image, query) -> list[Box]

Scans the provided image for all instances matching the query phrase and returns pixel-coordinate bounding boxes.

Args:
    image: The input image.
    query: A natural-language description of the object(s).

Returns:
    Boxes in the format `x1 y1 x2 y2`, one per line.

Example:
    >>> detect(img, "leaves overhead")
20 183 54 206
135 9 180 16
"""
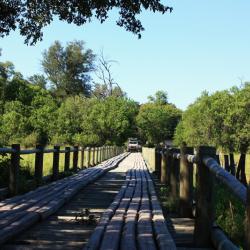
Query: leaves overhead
0 1 173 44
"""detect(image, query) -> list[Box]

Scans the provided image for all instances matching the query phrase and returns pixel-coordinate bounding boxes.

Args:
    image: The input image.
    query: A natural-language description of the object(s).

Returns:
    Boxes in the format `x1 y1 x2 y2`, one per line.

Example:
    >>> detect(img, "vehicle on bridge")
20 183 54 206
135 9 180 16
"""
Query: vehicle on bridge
127 138 142 152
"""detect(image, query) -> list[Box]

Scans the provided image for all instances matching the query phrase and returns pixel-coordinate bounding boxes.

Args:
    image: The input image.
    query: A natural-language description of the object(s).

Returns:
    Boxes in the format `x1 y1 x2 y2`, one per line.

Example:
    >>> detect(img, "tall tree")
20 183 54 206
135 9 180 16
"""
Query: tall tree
42 40 95 99
0 1 173 44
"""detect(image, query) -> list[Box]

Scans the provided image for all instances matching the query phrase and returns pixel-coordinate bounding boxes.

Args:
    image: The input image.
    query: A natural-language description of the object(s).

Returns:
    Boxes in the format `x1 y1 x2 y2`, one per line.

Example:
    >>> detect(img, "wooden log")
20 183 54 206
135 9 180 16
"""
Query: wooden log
179 146 194 217
64 146 70 172
246 183 250 250
170 149 180 200
194 146 215 247
52 145 60 181
211 226 239 250
224 154 230 172
86 147 91 167
81 146 84 169
9 144 20 196
203 156 247 205
73 145 78 171
34 144 44 185
160 149 167 184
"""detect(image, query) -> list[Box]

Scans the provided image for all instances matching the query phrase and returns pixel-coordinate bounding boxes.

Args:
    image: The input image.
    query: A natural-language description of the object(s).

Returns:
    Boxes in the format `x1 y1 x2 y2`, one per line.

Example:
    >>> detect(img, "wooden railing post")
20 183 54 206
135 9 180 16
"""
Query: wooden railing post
81 146 84 169
87 147 91 167
96 147 99 164
161 148 167 184
170 148 180 200
246 183 250 250
92 147 96 166
194 146 216 247
73 146 78 172
179 145 194 217
9 144 20 196
52 145 60 181
34 144 44 185
64 146 70 172
155 147 161 179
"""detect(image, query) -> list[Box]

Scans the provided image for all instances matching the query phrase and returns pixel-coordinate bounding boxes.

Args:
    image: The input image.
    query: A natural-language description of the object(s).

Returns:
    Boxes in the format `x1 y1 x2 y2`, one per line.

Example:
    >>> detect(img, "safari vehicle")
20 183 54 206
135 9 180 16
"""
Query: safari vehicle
127 138 141 152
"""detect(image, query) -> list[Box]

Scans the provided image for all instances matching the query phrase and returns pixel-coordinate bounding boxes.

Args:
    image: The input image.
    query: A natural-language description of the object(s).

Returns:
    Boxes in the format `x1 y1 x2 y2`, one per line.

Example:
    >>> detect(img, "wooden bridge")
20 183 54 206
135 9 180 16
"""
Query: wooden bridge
0 145 249 249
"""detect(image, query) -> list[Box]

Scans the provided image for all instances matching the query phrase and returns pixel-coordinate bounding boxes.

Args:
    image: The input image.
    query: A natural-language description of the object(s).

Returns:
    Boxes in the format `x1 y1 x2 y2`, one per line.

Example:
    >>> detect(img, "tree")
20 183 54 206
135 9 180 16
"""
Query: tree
148 90 168 105
42 40 95 99
0 1 173 45
136 99 182 145
93 52 125 98
29 74 47 89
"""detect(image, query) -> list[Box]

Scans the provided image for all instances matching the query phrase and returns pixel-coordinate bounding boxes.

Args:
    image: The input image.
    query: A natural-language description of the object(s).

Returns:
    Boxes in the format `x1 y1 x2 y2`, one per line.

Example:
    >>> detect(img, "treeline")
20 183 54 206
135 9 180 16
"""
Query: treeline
174 83 250 184
0 41 181 147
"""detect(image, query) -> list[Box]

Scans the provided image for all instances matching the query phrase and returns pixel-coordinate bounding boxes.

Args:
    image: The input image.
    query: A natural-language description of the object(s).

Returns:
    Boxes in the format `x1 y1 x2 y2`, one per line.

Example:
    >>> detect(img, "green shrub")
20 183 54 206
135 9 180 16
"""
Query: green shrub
215 182 245 248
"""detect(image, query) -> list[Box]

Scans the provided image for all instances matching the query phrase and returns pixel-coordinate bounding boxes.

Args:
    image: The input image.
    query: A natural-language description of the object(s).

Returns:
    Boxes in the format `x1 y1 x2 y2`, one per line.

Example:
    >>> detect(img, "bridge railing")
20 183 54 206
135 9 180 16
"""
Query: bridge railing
0 144 124 197
151 145 249 250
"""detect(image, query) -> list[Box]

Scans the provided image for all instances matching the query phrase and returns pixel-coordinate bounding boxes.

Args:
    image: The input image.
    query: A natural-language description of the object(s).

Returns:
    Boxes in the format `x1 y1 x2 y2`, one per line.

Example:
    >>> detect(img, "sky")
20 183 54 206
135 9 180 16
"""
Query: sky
0 1 250 110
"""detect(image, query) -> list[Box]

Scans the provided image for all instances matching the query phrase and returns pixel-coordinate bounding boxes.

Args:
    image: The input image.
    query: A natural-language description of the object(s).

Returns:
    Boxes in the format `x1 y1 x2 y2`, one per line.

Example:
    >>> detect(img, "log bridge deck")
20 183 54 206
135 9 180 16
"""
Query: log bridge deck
0 153 212 250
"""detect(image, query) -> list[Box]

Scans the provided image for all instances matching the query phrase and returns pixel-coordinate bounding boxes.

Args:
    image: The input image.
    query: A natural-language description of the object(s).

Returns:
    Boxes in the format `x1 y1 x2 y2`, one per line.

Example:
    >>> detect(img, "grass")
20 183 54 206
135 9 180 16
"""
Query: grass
21 149 98 177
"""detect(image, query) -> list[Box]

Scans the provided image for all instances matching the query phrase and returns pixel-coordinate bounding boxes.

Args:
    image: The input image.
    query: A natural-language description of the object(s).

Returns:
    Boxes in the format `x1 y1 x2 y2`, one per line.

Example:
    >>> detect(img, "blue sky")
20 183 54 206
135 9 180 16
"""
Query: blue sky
0 1 249 110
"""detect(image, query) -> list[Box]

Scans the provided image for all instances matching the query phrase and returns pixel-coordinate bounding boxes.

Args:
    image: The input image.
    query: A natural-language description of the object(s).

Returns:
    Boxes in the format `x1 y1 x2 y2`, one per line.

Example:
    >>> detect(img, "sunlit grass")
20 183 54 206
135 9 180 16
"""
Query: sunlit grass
21 149 98 176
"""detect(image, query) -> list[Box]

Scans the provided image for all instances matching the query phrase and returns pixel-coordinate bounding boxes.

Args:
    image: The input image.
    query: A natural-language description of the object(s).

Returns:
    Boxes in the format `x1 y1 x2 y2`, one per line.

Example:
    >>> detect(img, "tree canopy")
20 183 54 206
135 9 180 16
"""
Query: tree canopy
42 40 95 99
0 1 173 45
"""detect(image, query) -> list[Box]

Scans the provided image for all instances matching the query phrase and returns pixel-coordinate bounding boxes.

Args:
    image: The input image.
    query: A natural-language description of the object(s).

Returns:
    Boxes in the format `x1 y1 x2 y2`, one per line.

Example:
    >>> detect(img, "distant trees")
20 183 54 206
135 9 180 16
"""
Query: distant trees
174 83 250 185
0 1 173 44
42 40 95 99
137 91 182 145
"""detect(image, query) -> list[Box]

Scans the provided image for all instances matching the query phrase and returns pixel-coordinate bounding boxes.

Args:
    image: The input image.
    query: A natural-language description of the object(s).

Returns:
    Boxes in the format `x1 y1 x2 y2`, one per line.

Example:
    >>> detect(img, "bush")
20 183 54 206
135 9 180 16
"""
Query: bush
215 182 245 248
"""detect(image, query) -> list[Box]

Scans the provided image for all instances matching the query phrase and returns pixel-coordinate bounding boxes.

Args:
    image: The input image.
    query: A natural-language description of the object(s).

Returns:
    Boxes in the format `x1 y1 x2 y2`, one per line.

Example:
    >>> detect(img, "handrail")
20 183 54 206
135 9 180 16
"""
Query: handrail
203 155 247 205
0 146 84 155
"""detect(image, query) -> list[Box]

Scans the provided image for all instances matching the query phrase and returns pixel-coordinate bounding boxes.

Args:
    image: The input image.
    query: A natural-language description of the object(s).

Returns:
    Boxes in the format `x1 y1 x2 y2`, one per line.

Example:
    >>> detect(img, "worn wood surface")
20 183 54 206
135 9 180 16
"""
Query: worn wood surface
2 170 126 250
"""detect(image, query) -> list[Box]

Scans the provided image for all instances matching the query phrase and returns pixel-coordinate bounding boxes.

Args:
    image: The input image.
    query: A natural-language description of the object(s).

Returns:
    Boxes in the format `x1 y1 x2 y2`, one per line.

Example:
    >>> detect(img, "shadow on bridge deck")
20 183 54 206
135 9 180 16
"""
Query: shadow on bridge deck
2 171 126 250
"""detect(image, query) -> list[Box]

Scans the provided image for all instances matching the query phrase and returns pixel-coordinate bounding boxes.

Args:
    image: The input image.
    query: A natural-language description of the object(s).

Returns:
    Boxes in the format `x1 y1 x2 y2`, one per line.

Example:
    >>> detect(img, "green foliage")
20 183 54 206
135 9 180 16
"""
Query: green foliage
42 40 95 99
174 84 250 153
136 94 182 145
0 1 172 44
215 182 245 248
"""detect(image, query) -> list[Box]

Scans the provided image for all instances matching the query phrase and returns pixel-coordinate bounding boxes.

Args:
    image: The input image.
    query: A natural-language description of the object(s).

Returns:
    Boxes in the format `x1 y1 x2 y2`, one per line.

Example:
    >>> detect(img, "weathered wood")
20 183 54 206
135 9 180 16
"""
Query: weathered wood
211 226 239 250
9 144 20 196
52 145 60 181
86 147 91 167
161 149 167 184
203 156 247 205
81 147 84 169
73 145 79 171
64 146 70 172
194 146 215 247
224 154 230 172
246 184 250 250
34 144 44 184
179 146 193 218
170 149 180 200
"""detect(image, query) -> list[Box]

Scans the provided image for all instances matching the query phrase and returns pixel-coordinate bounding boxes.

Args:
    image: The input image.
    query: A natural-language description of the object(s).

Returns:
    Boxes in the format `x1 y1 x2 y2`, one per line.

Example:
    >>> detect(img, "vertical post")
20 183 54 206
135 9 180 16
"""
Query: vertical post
34 144 44 185
155 147 162 179
96 147 99 164
52 145 60 181
161 148 167 184
179 145 194 217
73 145 78 172
9 144 20 196
81 146 84 169
224 155 230 171
87 147 91 167
64 146 70 172
92 147 96 166
194 146 216 247
246 183 250 250
170 148 180 200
